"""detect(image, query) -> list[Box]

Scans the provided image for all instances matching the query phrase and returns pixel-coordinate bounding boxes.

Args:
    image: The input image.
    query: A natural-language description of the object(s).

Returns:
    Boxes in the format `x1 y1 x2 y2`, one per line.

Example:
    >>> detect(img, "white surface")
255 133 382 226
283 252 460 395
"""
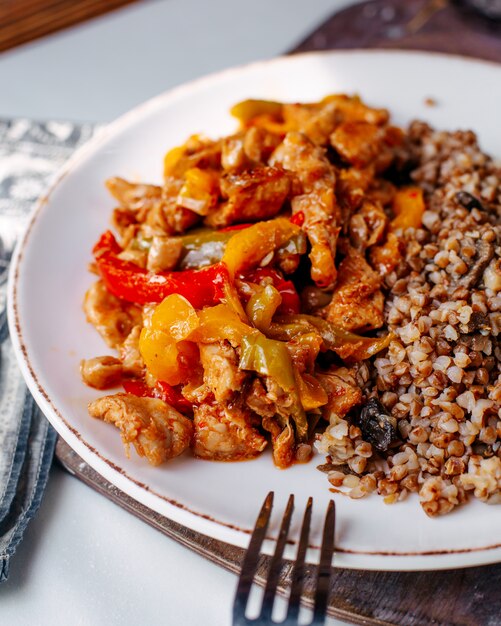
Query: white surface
0 0 350 122
2 465 337 626
0 1 354 625
9 50 501 574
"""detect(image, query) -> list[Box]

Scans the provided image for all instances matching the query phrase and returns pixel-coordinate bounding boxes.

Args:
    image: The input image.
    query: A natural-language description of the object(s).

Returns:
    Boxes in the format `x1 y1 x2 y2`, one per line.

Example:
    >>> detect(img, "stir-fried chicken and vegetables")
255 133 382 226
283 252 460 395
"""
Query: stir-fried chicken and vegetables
82 95 501 515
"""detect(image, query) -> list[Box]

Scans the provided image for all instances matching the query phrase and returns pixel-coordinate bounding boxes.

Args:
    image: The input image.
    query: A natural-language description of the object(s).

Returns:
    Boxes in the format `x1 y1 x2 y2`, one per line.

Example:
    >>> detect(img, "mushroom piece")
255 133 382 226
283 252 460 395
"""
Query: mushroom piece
459 239 495 289
455 191 486 212
356 398 398 452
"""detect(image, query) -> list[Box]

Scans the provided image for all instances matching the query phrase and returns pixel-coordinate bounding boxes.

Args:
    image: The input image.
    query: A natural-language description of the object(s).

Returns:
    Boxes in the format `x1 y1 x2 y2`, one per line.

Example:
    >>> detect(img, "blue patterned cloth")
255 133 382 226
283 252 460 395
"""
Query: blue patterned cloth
0 119 96 582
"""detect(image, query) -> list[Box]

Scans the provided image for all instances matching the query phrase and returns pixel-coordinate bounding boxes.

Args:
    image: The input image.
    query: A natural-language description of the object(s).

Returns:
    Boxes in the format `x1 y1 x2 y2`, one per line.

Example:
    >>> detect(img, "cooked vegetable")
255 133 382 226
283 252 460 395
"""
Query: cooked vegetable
244 268 301 315
294 372 328 412
245 284 282 332
190 304 254 346
122 378 193 414
230 99 283 123
390 187 425 230
270 314 392 362
93 230 229 307
179 227 241 269
139 327 197 386
455 191 486 212
356 398 398 452
177 167 219 215
83 93 413 473
151 293 199 340
239 334 308 440
221 217 302 278
459 239 494 289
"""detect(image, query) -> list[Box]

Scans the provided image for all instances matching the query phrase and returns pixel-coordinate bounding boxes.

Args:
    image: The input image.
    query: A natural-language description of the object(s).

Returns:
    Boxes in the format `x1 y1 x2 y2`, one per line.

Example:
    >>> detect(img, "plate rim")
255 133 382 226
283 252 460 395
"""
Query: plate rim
7 48 501 571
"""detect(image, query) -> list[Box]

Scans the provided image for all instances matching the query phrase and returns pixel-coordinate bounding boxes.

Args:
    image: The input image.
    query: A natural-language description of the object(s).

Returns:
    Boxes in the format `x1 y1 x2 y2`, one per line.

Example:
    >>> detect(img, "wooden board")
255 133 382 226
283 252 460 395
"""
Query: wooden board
56 439 501 626
0 0 139 53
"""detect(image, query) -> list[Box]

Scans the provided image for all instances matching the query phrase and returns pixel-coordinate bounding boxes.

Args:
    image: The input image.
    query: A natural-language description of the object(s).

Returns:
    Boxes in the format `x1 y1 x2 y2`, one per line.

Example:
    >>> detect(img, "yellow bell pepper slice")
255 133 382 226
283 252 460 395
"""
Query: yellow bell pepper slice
222 217 301 279
390 187 425 231
139 328 196 386
150 294 199 340
230 99 283 123
163 146 186 178
295 371 328 411
189 304 255 346
177 168 219 216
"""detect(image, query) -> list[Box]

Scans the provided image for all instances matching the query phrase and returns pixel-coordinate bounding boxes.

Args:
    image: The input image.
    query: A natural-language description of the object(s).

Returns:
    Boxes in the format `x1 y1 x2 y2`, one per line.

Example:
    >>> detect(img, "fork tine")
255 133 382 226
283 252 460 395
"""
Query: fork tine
286 496 313 622
233 491 274 625
311 499 336 625
260 494 295 621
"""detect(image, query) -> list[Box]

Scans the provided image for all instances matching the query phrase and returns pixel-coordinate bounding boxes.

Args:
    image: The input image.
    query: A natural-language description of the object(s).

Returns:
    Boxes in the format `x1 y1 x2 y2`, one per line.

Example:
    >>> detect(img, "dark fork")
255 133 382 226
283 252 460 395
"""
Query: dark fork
233 492 336 625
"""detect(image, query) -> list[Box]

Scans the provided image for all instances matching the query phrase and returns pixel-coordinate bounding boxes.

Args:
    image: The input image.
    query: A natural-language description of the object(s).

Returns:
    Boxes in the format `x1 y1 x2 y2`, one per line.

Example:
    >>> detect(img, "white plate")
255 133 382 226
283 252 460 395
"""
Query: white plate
8 50 501 571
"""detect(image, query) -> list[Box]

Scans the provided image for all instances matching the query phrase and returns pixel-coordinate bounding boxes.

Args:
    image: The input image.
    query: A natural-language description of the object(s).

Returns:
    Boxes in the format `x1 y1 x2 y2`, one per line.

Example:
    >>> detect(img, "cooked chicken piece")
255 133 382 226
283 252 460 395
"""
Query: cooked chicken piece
333 286 385 334
192 402 266 461
199 341 247 403
270 132 341 288
317 367 362 418
330 95 389 125
111 207 138 236
245 376 308 459
146 235 183 272
273 424 296 468
366 178 396 208
336 167 375 212
106 176 201 236
120 325 144 377
349 200 388 250
331 122 403 171
117 248 148 268
245 378 276 419
80 356 123 389
205 167 291 227
160 177 201 234
286 336 322 374
180 373 210 405
221 134 248 172
283 101 339 146
262 416 295 469
369 232 403 276
243 127 282 164
270 131 333 190
293 192 340 289
141 192 173 233
83 280 142 349
321 247 384 332
106 177 162 214
164 136 222 178
330 121 382 169
262 376 296 423
88 394 193 465
282 96 389 146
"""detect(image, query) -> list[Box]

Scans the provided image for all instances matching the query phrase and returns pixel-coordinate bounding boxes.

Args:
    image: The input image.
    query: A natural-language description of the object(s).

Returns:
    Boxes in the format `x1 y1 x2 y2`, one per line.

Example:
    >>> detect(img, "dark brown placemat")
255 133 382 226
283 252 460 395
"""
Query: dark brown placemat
292 0 501 62
55 439 501 626
55 4 501 624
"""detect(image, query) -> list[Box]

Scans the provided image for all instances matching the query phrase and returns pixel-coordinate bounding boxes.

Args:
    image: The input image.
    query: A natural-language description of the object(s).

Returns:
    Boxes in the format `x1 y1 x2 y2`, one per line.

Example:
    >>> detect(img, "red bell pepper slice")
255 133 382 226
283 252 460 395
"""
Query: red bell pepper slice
122 379 193 414
290 211 305 227
93 231 228 306
218 223 253 232
243 267 300 315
